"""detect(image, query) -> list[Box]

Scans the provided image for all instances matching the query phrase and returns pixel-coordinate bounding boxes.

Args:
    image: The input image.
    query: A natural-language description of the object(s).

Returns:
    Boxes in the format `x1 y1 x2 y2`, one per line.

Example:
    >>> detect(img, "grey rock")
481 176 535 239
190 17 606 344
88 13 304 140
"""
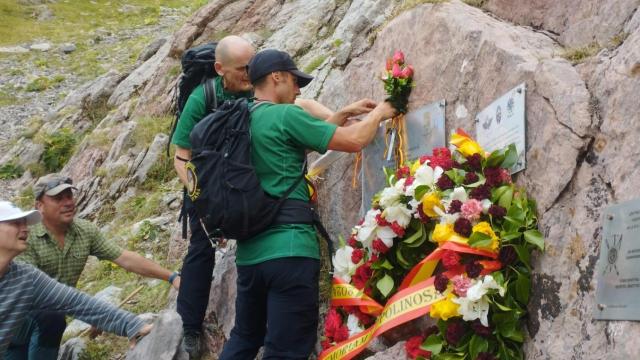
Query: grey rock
57 337 86 360
0 46 29 53
132 133 169 183
132 215 173 234
135 37 167 65
126 310 184 360
30 42 52 52
60 43 76 54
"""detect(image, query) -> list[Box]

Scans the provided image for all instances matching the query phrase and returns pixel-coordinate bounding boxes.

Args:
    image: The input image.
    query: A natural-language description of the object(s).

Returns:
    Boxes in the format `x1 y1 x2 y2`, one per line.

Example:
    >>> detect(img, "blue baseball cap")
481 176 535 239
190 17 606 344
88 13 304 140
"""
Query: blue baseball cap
248 49 313 87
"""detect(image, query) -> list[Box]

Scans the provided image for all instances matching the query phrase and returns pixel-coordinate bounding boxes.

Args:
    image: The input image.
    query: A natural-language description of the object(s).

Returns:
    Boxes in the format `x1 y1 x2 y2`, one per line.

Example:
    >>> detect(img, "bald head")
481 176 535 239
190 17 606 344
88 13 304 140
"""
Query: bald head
214 35 255 93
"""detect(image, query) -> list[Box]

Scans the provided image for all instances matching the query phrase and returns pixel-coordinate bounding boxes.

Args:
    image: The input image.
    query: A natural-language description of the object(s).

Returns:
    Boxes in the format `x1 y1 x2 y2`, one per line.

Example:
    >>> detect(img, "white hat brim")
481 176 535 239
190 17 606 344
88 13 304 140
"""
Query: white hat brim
1 210 42 225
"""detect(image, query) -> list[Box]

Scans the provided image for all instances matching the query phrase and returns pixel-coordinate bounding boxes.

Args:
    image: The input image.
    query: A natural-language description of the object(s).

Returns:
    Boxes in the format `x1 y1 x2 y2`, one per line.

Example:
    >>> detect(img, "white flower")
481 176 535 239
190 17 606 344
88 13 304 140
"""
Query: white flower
405 164 444 197
355 209 380 249
466 274 505 301
332 246 358 283
453 294 490 326
347 314 365 337
383 204 412 227
433 205 460 224
379 183 403 208
377 226 396 248
481 199 492 214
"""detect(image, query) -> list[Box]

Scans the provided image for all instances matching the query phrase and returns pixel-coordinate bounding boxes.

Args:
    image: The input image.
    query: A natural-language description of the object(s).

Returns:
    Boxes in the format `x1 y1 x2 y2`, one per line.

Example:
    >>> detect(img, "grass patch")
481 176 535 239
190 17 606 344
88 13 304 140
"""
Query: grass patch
20 116 44 139
37 127 77 172
560 43 601 64
130 115 171 148
332 38 343 48
25 74 65 92
0 162 24 180
140 152 175 191
463 0 486 7
304 55 328 74
609 31 629 49
117 192 164 224
0 83 24 106
13 186 34 210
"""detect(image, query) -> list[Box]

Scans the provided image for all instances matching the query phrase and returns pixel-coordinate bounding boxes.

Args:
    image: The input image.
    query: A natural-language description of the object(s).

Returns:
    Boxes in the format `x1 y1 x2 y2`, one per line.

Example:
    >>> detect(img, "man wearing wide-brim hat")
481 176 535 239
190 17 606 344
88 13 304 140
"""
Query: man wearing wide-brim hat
0 200 152 355
5 173 180 360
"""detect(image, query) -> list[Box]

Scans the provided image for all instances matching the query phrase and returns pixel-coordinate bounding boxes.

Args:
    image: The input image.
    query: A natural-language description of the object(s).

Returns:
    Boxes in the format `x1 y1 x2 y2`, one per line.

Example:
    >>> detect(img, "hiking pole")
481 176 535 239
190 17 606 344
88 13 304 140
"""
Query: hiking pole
79 285 145 338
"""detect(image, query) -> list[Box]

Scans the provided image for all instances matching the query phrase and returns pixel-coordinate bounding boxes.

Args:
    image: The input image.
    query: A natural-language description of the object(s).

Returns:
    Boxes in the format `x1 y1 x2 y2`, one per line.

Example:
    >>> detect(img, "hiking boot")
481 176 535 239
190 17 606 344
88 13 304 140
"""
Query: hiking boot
182 330 203 360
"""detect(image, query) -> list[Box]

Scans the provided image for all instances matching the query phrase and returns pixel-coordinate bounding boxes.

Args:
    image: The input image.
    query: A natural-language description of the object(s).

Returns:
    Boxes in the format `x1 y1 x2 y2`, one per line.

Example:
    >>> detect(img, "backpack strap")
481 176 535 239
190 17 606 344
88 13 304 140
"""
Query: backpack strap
203 77 218 113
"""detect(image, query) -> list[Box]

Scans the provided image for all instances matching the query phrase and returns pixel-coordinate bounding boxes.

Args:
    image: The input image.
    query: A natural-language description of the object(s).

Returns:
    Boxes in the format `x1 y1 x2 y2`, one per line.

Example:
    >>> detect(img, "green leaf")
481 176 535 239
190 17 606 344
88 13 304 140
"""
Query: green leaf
469 231 493 248
432 353 465 360
486 149 506 168
376 274 394 297
445 169 465 185
523 229 545 251
498 187 514 209
395 247 411 268
515 272 531 304
513 244 531 268
469 335 489 360
500 143 518 169
493 300 513 311
403 225 424 244
492 185 511 203
414 185 429 201
421 334 443 354
500 232 522 241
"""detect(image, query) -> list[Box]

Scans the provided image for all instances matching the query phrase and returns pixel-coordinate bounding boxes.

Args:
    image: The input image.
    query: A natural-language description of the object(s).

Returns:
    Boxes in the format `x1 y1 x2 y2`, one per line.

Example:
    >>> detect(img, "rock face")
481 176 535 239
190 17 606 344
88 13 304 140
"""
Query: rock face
126 310 187 360
2 0 640 359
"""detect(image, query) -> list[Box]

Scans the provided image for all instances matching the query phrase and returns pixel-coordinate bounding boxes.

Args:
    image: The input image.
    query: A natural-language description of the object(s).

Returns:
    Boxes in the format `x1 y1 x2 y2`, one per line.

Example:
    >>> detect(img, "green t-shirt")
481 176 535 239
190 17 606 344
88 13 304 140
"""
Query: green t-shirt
171 77 252 148
235 103 337 265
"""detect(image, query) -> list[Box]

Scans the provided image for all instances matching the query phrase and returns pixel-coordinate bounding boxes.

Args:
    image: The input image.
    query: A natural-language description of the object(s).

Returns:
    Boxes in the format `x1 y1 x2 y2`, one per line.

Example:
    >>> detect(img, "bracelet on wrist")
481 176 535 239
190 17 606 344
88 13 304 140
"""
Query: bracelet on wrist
168 271 180 284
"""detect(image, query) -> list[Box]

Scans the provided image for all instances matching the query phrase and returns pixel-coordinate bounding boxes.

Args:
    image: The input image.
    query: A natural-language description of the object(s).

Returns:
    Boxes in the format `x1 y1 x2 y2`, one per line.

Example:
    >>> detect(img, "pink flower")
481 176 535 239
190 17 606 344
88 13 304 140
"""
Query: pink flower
400 65 414 79
393 50 405 64
392 63 402 78
451 275 472 297
461 199 483 221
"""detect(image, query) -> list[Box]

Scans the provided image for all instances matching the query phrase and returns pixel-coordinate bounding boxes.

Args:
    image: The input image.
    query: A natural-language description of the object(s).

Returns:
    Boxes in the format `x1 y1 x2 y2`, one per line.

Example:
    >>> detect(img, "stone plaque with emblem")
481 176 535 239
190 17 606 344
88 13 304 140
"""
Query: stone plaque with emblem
361 100 446 212
475 83 526 173
594 199 640 320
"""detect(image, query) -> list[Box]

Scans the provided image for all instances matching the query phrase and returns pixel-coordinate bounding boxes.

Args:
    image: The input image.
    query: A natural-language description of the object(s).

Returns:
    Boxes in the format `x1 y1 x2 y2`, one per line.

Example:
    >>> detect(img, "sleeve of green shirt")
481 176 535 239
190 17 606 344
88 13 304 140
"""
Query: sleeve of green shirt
171 84 207 149
282 105 337 154
87 223 123 261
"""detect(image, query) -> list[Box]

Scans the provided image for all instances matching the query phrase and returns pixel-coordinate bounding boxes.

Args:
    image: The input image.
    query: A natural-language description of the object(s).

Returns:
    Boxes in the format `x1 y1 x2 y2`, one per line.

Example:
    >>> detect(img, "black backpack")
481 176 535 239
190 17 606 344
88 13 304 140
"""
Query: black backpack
168 42 219 155
185 99 306 241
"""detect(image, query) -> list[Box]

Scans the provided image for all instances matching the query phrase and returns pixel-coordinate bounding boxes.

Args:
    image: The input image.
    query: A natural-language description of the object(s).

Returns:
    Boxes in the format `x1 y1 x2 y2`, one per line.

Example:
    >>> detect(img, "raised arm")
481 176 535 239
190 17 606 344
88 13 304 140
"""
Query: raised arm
327 101 396 152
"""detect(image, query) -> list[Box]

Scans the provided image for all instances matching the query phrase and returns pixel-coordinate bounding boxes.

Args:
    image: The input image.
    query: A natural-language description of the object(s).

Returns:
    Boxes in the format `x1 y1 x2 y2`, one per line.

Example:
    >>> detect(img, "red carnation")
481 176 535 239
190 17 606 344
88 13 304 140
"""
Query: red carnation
464 172 479 185
324 308 344 339
417 204 430 223
453 217 472 237
465 261 482 278
433 147 451 158
396 165 410 180
499 246 517 266
434 273 449 293
484 167 503 187
436 174 455 190
351 248 364 264
334 325 349 342
445 321 466 346
419 155 430 164
488 204 507 219
476 352 497 360
321 339 332 350
375 213 390 227
471 319 492 338
347 235 358 248
448 200 463 214
469 184 491 200
441 250 462 270
353 263 373 289
405 335 432 359
372 238 390 254
391 221 405 237
349 306 375 326
466 153 483 171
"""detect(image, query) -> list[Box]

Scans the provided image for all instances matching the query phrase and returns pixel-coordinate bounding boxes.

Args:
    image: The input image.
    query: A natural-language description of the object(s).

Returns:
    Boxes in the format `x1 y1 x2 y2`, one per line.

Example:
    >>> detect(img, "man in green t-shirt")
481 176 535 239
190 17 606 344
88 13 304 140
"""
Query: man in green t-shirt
218 49 396 359
172 35 351 359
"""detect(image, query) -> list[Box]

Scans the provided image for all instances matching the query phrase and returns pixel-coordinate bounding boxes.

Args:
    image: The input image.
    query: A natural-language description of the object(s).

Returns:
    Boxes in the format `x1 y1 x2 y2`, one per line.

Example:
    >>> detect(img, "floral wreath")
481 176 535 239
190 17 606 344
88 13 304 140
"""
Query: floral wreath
320 128 544 360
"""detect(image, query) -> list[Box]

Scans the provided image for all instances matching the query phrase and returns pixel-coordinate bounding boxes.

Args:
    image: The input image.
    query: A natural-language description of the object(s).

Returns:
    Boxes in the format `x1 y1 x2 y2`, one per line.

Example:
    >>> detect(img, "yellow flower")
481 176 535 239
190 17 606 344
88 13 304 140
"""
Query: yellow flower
432 222 468 246
421 192 443 217
410 159 421 176
430 293 460 321
450 129 484 157
472 221 500 252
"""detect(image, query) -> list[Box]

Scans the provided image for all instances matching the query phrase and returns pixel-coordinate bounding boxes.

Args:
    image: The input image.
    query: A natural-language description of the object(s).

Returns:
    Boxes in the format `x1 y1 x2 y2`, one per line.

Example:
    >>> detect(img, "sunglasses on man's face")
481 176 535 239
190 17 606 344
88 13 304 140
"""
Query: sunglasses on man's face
37 177 73 199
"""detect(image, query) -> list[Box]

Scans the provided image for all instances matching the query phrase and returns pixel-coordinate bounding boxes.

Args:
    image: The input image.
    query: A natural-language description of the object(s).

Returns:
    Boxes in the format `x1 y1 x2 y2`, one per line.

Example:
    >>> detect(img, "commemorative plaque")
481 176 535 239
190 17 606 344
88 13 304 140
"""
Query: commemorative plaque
361 100 446 212
594 199 640 320
475 83 526 173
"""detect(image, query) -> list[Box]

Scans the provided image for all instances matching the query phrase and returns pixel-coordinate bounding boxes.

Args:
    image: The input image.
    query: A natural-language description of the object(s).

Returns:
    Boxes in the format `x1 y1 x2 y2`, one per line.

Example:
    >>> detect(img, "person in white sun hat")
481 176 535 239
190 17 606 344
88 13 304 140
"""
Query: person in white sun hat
0 200 152 357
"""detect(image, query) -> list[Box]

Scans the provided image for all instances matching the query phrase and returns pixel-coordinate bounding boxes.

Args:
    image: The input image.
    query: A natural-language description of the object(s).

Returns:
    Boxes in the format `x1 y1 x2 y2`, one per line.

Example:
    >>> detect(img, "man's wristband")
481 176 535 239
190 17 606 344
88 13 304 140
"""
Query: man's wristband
168 271 180 284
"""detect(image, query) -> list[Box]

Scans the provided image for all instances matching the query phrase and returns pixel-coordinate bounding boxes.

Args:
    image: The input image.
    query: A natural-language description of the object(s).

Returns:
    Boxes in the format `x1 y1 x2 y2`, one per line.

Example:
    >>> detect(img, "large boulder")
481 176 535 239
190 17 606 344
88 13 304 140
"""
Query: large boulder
126 310 187 360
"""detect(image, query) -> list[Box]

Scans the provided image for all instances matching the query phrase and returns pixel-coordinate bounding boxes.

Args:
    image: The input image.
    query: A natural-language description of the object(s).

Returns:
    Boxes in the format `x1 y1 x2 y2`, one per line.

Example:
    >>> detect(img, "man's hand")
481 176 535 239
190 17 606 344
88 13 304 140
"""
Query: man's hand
171 275 181 290
373 100 398 120
129 324 153 349
341 98 377 117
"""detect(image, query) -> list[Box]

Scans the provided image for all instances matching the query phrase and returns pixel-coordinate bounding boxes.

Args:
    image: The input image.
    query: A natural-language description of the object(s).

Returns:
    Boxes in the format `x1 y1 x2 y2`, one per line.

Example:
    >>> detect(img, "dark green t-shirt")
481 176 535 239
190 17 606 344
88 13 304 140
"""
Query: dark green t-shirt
235 103 337 265
171 77 252 148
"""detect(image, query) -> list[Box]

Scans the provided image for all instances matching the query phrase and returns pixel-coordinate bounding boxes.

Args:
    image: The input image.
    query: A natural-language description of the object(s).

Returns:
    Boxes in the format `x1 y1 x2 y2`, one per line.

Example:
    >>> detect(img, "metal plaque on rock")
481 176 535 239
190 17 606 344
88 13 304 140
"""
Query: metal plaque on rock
361 100 446 212
475 83 526 173
594 199 640 320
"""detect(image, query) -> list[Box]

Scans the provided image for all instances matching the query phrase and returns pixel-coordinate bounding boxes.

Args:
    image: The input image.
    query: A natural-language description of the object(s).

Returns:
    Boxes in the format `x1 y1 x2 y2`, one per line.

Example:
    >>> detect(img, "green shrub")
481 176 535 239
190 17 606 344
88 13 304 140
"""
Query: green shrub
40 128 77 172
561 43 601 64
25 75 65 92
13 186 34 210
304 55 328 74
0 162 24 180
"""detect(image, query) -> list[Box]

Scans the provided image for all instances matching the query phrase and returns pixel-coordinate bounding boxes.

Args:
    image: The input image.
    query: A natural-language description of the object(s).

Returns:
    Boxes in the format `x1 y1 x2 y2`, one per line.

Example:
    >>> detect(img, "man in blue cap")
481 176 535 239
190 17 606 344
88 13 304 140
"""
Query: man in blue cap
218 49 397 359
